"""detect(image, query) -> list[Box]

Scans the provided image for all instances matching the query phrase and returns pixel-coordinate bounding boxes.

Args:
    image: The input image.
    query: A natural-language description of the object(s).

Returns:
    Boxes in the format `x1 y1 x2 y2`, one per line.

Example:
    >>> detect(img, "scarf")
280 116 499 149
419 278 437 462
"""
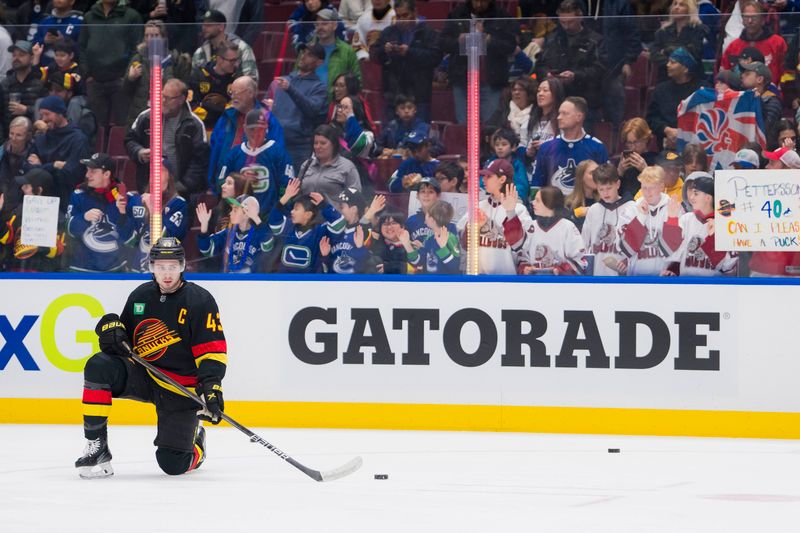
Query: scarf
507 101 532 140
93 185 119 203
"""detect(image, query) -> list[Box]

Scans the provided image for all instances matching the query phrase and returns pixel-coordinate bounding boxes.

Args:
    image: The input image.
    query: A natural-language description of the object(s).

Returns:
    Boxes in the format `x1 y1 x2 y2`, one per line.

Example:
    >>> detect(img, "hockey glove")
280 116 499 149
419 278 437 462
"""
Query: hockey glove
95 313 130 357
197 380 224 425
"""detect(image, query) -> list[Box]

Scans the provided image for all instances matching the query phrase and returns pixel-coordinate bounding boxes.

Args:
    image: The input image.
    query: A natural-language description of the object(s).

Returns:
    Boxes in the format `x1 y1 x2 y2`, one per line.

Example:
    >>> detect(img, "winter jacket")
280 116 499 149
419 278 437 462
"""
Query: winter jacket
208 102 286 191
592 0 642 77
79 1 143 81
371 21 442 108
33 95 97 147
271 71 328 145
304 38 362 99
721 26 788 86
439 0 517 89
0 69 47 134
26 123 90 209
288 2 345 51
0 142 31 216
536 25 608 109
125 103 209 196
646 78 703 148
651 23 708 82
123 45 191 127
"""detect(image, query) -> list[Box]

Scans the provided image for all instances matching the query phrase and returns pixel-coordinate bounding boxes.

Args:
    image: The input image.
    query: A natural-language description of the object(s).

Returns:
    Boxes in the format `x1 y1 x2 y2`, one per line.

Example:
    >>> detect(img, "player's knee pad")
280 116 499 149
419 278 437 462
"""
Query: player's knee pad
83 352 125 384
155 447 193 476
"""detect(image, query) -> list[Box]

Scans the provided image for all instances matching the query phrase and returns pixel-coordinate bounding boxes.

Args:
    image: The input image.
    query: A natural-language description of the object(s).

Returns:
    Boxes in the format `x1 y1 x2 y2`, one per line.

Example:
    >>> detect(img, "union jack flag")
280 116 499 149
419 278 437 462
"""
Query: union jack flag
677 88 765 170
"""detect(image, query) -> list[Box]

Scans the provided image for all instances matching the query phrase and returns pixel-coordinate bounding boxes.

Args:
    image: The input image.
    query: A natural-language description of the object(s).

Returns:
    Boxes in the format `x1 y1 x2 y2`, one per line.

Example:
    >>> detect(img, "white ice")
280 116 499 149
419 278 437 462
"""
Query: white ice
2 424 800 532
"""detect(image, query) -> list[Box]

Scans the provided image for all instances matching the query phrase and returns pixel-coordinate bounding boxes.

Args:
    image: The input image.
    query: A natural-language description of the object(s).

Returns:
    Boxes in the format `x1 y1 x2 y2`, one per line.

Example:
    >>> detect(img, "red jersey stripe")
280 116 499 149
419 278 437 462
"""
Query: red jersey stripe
192 340 227 358
82 388 112 405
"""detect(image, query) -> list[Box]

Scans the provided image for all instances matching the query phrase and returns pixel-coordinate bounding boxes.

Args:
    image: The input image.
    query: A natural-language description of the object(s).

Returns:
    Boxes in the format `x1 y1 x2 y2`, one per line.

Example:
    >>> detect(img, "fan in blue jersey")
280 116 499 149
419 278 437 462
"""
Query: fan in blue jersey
531 97 608 195
319 187 373 274
66 153 134 272
31 0 83 67
388 128 439 192
124 162 189 272
217 109 294 216
406 199 461 275
269 178 346 273
196 194 274 274
406 177 457 249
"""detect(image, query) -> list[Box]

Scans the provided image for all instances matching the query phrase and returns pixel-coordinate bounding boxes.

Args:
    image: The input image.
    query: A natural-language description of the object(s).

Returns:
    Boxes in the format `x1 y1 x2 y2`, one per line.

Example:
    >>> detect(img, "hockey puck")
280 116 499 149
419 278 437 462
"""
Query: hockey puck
608 448 620 453
374 474 389 480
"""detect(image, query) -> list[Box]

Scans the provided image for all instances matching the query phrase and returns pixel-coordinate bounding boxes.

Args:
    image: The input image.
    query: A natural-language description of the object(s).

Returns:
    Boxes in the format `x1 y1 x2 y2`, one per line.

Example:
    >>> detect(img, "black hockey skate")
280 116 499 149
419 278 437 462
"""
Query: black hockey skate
192 425 207 471
75 436 113 479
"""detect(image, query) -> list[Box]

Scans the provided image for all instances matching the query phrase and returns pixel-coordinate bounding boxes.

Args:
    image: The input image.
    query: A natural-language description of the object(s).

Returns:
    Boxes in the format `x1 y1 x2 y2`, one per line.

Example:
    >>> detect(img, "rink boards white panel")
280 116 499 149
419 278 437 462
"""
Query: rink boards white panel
0 276 798 438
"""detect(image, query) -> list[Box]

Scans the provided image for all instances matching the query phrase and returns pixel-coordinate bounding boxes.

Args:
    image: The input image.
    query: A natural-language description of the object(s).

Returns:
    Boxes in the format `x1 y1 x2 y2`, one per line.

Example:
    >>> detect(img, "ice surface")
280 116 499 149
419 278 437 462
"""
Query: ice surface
1 424 799 532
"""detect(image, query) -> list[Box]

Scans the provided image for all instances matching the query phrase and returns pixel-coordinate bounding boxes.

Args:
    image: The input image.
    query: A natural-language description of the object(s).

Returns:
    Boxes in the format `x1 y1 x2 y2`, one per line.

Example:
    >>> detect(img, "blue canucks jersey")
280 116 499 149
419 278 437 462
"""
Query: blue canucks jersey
269 203 346 273
65 187 134 272
124 193 189 272
217 140 294 216
198 222 274 273
406 210 457 246
325 223 371 274
531 133 608 195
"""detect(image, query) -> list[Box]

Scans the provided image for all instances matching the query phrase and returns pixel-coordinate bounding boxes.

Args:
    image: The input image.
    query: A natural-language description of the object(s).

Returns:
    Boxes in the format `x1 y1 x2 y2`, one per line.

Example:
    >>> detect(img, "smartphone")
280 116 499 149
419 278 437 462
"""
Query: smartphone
622 149 633 158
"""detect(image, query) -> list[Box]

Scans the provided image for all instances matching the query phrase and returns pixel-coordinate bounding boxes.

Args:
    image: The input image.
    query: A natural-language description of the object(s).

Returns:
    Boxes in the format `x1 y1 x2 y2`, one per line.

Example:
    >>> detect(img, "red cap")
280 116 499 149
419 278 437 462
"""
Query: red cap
479 159 514 178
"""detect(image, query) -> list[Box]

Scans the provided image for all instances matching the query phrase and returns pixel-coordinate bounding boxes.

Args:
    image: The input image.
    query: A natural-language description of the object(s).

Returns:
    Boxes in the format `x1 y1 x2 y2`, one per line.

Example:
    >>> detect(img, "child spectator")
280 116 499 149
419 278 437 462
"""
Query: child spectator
319 186 373 273
619 165 684 276
581 163 637 276
485 127 529 203
0 168 65 271
502 185 587 275
636 150 684 201
195 172 251 273
406 199 461 274
124 161 188 272
369 208 414 274
663 174 738 277
31 0 83 67
388 129 439 192
435 162 465 193
406 177 457 247
457 159 533 275
34 39 84 94
196 194 273 274
378 95 431 155
218 109 294 217
564 159 599 231
269 177 345 273
681 143 709 175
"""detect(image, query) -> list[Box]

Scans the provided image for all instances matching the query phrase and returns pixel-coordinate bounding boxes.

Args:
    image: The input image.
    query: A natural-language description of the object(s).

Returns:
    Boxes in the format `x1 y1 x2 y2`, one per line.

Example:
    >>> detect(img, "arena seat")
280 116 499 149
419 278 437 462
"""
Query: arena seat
441 123 467 156
106 126 127 157
431 90 457 123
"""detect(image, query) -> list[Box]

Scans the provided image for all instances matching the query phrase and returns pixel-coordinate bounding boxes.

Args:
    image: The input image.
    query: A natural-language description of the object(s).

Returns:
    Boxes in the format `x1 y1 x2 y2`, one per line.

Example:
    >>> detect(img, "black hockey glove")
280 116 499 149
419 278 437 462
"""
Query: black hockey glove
95 313 130 357
197 379 224 425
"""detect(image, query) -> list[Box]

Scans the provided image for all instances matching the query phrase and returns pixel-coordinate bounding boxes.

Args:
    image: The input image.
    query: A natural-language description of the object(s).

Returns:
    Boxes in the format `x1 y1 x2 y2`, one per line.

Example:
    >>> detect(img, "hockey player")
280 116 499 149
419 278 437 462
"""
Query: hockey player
196 194 274 273
663 175 738 277
618 166 684 276
75 237 227 478
456 159 533 275
217 109 294 217
319 187 373 274
502 185 587 275
269 178 346 273
581 163 637 276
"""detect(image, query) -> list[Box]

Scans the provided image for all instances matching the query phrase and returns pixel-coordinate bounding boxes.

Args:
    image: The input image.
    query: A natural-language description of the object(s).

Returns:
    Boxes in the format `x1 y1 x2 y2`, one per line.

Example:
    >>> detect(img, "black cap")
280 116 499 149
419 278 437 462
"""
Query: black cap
80 153 114 171
416 176 441 192
15 168 54 191
337 187 366 211
302 42 326 60
738 47 765 63
693 175 714 196
245 109 268 128
657 150 682 167
202 9 227 23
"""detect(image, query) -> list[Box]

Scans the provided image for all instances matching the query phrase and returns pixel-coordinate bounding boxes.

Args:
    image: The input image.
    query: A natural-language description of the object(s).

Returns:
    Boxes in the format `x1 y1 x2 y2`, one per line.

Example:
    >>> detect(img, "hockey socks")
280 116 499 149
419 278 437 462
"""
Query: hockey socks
81 381 112 440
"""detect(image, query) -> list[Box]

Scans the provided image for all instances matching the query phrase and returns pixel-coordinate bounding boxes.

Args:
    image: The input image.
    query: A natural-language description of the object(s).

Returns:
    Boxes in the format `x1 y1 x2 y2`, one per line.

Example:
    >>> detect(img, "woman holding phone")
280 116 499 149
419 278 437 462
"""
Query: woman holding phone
617 117 657 197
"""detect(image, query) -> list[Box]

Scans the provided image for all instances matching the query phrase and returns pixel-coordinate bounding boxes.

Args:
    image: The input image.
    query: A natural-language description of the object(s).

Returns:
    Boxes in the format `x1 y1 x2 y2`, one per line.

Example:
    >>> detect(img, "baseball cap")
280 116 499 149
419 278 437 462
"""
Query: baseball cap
316 8 340 20
763 147 800 169
226 194 260 218
245 109 268 128
741 61 772 83
682 171 714 203
301 42 326 60
8 40 33 54
202 9 227 23
692 175 714 197
15 168 54 191
417 176 441 192
731 148 759 169
337 187 366 211
737 47 765 63
80 153 114 171
656 149 682 167
402 127 428 147
479 158 514 178
716 69 741 90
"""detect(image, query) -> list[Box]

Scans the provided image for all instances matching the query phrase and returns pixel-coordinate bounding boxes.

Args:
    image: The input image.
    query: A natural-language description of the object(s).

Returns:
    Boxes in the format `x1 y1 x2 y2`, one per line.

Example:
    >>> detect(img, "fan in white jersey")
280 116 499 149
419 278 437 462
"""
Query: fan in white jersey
662 175 738 277
618 166 684 276
581 163 637 276
502 186 587 275
457 159 534 274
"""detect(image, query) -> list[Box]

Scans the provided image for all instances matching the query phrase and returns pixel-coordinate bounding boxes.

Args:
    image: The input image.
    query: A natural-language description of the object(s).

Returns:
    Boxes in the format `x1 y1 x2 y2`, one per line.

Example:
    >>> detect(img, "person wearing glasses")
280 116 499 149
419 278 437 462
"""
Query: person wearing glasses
190 40 241 131
125 78 208 196
616 117 658 197
191 9 258 81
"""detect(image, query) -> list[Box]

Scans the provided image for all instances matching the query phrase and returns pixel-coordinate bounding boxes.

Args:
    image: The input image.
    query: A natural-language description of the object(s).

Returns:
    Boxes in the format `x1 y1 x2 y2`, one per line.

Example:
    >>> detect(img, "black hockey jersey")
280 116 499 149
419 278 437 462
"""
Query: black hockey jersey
119 281 227 393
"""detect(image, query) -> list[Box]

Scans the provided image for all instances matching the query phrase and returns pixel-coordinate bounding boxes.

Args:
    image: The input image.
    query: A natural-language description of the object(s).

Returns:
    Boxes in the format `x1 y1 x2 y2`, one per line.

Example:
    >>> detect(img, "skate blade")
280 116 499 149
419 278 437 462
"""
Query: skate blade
78 462 114 479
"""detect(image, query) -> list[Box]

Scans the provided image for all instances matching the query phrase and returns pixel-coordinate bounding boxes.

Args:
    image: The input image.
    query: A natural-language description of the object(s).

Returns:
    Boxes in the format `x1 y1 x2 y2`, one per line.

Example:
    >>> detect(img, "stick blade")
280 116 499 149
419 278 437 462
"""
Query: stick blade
318 456 363 482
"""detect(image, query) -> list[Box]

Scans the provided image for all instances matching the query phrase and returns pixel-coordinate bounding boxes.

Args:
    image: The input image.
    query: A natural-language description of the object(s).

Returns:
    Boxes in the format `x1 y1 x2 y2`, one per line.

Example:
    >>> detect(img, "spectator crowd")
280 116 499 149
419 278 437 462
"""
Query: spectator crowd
0 0 799 277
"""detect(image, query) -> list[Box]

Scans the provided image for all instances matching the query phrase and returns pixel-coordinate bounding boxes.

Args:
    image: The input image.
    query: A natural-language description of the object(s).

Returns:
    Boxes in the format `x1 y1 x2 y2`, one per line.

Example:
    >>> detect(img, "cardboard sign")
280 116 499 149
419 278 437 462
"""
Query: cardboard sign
21 195 60 248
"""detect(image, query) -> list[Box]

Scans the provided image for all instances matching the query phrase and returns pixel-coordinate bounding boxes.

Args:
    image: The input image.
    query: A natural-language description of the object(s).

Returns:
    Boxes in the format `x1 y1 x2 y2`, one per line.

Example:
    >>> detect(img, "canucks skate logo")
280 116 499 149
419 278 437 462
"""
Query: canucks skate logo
83 216 120 253
551 158 577 193
242 165 271 193
132 318 182 361
282 245 312 269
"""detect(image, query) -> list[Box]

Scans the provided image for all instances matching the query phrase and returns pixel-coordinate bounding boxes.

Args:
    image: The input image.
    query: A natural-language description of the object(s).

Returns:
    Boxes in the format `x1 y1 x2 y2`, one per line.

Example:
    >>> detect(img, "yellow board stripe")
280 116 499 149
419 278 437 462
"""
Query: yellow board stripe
3 399 800 440
194 352 228 366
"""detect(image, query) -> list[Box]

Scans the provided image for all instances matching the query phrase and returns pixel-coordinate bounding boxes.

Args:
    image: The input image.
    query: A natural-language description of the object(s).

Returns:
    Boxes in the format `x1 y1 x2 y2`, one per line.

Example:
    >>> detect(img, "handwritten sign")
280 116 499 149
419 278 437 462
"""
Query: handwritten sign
21 195 60 248
714 169 800 251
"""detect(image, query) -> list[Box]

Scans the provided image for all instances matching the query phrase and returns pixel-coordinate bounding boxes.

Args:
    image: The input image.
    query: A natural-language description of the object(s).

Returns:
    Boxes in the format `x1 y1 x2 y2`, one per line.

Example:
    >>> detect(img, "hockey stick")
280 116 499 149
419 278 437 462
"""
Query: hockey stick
121 342 363 482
